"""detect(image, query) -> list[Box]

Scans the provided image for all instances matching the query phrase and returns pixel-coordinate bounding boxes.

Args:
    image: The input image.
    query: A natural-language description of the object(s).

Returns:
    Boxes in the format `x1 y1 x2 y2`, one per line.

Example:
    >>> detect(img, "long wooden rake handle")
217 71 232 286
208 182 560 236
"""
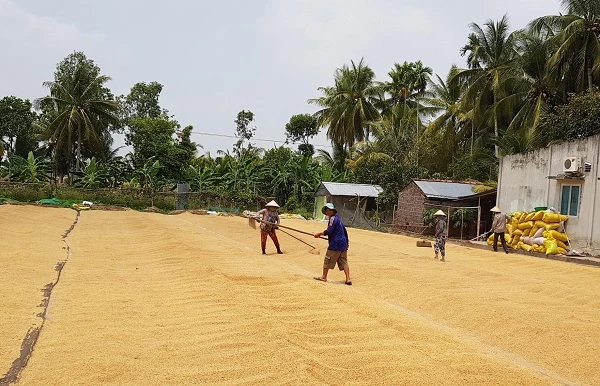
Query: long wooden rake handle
252 217 328 240
278 229 317 249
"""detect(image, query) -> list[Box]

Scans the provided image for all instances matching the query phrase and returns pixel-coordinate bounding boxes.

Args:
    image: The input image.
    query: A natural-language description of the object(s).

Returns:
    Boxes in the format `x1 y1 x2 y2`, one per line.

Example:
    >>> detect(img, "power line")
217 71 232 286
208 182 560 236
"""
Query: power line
189 130 333 148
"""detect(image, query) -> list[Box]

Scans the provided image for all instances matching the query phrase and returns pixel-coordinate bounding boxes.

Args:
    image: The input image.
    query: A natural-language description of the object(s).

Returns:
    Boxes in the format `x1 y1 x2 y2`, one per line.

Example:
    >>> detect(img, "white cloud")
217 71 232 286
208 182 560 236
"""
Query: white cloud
0 0 106 52
0 0 113 100
260 0 434 81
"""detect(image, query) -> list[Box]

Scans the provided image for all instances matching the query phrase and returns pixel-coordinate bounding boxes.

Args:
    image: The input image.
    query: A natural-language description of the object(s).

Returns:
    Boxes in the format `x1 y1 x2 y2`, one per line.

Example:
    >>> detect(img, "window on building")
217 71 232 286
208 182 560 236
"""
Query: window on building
560 185 580 216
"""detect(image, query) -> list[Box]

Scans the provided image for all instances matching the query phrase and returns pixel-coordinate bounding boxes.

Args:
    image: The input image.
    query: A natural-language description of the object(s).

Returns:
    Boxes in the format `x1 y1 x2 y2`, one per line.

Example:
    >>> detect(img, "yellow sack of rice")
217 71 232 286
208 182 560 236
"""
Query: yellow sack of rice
524 212 536 222
539 246 546 254
532 228 544 239
532 210 545 221
522 228 532 237
532 245 541 252
549 230 568 242
518 221 533 230
505 233 512 244
557 247 567 255
543 222 560 231
518 213 527 223
521 244 532 252
506 224 514 235
487 234 494 245
544 238 560 255
513 229 523 236
542 212 561 223
530 225 540 237
512 211 522 219
512 234 521 245
556 239 569 250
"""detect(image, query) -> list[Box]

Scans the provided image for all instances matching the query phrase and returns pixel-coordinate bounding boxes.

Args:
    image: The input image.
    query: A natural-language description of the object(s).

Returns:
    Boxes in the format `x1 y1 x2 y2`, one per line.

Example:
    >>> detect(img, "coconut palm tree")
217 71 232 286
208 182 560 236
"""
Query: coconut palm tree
424 66 471 164
492 31 558 153
309 58 380 148
315 143 349 173
378 61 433 115
36 64 119 173
529 0 600 92
458 15 520 157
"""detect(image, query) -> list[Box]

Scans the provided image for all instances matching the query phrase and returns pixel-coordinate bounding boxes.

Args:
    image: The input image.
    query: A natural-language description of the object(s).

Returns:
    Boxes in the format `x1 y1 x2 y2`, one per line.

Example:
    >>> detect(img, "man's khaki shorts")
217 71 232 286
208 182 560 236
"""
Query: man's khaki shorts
323 249 348 270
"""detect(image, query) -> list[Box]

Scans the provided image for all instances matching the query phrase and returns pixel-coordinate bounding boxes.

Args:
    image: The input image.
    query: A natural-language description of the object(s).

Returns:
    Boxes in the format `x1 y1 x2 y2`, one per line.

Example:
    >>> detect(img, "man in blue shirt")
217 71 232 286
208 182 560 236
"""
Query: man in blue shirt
313 203 352 285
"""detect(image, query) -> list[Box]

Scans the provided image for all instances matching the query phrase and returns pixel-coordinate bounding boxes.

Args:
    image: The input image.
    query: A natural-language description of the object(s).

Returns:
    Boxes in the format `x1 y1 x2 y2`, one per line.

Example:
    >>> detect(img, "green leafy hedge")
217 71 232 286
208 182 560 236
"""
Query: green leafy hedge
0 182 264 212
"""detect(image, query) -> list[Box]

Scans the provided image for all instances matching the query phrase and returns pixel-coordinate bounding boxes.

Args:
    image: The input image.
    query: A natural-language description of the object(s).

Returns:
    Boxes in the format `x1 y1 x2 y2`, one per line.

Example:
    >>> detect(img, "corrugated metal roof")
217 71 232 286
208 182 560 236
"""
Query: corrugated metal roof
413 179 480 200
315 182 383 198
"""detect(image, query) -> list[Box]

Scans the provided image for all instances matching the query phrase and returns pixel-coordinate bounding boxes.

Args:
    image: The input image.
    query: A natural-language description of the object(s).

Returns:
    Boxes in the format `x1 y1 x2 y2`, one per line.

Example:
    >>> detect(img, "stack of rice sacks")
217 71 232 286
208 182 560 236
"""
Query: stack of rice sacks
487 210 570 255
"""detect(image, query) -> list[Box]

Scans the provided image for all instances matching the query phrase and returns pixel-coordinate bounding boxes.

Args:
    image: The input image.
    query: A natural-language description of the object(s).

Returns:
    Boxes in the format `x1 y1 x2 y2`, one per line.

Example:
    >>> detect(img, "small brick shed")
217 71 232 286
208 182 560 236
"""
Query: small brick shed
393 179 497 238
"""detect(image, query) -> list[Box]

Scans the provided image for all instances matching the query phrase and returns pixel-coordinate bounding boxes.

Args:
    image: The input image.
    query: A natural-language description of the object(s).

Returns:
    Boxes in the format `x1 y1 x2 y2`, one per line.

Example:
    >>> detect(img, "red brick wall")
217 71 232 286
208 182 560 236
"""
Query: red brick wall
392 183 490 238
394 182 426 229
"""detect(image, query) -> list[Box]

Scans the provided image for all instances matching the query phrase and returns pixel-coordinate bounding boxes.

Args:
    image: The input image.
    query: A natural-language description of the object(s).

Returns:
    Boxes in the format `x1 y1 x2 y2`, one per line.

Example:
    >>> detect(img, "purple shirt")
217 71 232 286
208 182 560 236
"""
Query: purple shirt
324 214 349 251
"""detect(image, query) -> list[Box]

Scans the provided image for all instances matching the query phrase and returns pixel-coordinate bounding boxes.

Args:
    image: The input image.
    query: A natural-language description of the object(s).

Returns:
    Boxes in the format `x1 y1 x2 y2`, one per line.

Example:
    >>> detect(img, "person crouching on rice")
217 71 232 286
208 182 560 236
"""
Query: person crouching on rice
256 200 283 255
433 210 447 262
313 203 352 285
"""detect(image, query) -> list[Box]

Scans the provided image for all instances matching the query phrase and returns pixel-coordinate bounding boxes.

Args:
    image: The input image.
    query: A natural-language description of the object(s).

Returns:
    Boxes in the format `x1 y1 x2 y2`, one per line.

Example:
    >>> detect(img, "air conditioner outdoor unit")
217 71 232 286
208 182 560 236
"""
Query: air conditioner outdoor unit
563 157 581 173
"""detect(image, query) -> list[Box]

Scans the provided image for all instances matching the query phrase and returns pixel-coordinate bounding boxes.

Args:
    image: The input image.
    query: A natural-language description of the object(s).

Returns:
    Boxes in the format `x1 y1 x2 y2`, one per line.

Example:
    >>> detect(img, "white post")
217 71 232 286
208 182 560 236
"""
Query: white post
447 206 451 238
477 197 482 240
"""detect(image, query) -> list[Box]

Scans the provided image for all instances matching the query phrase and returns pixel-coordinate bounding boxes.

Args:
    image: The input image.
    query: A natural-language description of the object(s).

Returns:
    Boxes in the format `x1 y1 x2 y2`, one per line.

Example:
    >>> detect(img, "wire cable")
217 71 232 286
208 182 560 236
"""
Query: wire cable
189 131 333 148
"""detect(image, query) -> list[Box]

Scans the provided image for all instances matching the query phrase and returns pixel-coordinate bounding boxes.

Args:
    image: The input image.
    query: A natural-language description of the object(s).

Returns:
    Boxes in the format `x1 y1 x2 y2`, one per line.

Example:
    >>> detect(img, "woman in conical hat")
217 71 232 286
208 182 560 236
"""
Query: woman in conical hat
433 210 447 261
489 206 510 254
256 200 282 255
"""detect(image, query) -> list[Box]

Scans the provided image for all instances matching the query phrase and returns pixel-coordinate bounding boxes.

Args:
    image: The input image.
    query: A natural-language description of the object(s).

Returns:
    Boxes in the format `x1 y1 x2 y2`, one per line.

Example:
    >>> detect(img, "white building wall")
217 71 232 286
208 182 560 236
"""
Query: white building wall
498 135 600 252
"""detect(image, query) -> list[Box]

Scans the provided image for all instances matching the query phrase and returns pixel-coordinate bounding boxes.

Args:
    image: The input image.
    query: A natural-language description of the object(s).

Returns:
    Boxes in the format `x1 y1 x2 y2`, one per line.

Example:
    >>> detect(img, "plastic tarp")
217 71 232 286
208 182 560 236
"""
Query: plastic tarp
37 198 66 206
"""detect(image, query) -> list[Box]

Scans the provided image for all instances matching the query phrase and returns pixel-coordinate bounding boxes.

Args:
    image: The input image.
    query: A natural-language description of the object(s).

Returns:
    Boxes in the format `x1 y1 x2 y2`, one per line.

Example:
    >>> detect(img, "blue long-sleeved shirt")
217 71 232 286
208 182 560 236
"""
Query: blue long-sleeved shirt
324 214 349 251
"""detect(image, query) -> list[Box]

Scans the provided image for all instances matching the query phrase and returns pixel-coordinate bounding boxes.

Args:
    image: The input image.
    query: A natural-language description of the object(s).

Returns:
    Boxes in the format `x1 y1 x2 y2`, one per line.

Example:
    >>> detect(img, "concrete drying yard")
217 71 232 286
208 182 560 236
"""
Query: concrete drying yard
1 205 599 385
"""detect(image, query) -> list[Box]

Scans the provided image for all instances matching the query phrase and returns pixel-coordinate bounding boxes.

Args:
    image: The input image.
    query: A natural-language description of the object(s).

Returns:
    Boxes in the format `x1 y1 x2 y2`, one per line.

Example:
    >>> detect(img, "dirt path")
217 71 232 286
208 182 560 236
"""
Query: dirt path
2 207 599 385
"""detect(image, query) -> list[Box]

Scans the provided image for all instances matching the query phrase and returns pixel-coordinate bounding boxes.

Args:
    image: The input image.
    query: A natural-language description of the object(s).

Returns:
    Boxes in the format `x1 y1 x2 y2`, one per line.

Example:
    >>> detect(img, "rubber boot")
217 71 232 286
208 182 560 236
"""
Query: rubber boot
276 247 283 254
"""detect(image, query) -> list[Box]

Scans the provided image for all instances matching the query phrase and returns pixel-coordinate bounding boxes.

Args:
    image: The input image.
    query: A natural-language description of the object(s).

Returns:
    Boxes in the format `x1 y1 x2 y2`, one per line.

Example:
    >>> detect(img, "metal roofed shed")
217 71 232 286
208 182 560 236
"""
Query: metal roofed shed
413 179 481 200
314 182 388 228
314 182 382 198
394 179 497 240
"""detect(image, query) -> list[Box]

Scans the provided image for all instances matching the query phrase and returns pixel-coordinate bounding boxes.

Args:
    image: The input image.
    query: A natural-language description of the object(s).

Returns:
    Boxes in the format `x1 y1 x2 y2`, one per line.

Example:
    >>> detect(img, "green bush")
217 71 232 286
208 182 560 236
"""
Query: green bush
0 183 51 202
0 182 262 212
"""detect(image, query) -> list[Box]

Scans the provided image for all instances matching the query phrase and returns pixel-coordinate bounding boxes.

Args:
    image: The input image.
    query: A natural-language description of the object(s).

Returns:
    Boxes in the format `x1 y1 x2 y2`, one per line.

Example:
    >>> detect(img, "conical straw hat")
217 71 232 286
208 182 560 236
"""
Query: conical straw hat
434 210 446 216
490 206 501 212
265 200 280 208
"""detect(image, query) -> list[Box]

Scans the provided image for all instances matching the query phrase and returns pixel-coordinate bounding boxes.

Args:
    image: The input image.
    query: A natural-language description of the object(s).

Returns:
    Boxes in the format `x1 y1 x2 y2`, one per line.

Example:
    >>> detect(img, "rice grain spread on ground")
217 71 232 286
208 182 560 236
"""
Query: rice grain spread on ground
1 205 599 385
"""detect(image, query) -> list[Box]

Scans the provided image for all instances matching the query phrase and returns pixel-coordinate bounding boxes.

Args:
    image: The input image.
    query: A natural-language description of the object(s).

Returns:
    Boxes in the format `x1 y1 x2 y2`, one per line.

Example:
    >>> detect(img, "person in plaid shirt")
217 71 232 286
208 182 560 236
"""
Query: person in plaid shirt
256 200 283 255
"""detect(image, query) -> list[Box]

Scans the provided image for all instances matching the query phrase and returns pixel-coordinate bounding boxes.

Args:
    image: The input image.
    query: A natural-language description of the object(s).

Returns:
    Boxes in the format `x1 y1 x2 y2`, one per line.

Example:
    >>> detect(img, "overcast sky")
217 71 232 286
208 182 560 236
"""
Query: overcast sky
0 0 562 156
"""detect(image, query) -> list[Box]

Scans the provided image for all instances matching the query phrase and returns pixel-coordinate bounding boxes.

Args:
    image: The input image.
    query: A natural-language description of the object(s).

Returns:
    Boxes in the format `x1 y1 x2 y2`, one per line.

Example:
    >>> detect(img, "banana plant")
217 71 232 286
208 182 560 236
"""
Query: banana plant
9 151 51 183
75 158 110 188
135 158 161 189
